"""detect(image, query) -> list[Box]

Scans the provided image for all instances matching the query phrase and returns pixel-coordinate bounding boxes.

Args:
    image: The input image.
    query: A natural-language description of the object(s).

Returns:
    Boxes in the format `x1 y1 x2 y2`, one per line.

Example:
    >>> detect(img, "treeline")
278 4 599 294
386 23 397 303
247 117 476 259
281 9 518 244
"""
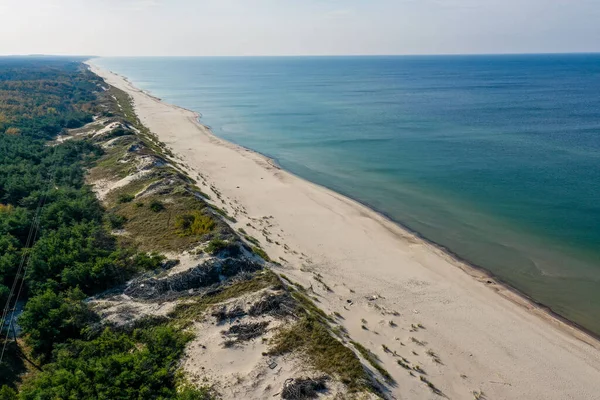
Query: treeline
0 58 96 139
0 58 210 399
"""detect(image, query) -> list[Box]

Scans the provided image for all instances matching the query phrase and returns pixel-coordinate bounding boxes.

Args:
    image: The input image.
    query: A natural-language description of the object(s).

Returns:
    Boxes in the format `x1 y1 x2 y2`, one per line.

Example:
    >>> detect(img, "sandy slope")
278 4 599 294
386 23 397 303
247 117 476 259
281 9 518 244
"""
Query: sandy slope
88 62 600 400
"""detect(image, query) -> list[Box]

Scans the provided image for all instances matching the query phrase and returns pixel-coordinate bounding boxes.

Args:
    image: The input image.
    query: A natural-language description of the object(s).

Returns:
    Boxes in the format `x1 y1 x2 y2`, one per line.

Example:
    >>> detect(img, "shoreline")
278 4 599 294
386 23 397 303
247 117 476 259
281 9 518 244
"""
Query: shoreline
100 65 600 346
87 61 600 399
194 111 600 346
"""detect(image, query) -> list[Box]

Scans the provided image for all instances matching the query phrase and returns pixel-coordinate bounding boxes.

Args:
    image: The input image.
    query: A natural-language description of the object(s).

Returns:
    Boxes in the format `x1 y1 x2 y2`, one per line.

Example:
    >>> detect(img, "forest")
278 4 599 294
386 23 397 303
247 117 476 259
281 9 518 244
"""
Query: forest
0 57 211 399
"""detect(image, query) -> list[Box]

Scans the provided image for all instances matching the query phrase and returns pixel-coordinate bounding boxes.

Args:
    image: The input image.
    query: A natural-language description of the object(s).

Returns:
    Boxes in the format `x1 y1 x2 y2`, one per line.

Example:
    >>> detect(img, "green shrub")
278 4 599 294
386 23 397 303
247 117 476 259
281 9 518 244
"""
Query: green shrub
205 239 228 255
118 193 135 203
0 386 17 400
107 213 127 229
175 211 216 236
176 385 214 400
132 252 165 270
103 127 131 141
244 235 261 247
19 288 98 360
252 246 271 262
149 199 165 212
18 326 205 400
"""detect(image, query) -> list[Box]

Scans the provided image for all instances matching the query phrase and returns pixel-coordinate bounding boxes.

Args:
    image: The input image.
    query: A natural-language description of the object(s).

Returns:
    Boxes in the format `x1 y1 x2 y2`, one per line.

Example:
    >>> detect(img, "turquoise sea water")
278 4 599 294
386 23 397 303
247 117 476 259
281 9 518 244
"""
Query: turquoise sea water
94 55 600 334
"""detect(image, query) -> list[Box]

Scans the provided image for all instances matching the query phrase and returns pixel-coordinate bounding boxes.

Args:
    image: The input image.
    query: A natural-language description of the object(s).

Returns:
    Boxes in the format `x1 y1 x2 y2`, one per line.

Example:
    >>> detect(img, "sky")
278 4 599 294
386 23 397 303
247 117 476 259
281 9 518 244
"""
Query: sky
1 0 599 56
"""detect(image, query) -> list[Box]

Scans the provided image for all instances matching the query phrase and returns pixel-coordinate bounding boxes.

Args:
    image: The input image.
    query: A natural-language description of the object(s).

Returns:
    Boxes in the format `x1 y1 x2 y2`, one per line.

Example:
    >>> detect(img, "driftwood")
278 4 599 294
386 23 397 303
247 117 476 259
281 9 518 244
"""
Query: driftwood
212 305 246 323
221 321 269 345
249 293 297 318
281 376 329 399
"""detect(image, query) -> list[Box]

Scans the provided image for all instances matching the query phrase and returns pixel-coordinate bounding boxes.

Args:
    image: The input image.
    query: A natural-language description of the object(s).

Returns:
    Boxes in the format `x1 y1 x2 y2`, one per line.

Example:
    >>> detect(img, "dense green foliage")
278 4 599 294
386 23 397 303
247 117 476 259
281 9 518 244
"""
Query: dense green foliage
0 65 140 350
0 58 210 398
18 326 211 400
175 211 216 236
0 57 97 139
18 288 97 360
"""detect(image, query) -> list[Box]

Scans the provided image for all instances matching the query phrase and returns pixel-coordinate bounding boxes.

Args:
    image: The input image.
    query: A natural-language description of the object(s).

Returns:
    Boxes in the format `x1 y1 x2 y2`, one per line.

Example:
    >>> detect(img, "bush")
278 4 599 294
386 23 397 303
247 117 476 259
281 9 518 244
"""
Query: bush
18 326 205 400
132 252 165 271
25 222 121 294
175 211 215 236
176 385 215 400
149 199 165 212
107 213 127 229
252 246 271 262
0 284 9 311
0 386 17 400
19 288 98 360
103 127 131 141
205 239 228 255
118 193 135 203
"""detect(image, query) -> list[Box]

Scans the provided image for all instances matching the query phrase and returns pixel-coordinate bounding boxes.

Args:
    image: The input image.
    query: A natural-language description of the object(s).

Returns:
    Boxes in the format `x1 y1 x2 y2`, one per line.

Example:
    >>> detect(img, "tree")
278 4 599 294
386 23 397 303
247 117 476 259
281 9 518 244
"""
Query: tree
4 127 20 135
19 288 97 360
18 326 203 400
0 385 18 400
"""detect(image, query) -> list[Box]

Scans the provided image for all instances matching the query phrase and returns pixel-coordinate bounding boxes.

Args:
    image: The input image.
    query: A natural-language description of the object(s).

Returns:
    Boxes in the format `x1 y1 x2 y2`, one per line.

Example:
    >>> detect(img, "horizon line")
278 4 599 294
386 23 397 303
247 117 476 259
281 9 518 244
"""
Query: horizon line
1 51 600 59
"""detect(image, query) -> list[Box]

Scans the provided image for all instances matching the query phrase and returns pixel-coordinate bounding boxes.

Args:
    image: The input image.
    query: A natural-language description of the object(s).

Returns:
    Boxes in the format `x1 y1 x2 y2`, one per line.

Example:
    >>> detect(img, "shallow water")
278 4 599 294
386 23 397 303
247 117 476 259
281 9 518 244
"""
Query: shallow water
94 55 600 334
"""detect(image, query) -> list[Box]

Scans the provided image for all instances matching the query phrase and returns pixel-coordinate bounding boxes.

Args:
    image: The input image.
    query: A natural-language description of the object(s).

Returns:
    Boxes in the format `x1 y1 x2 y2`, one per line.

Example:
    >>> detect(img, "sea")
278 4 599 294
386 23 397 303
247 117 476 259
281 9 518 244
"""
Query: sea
93 55 600 335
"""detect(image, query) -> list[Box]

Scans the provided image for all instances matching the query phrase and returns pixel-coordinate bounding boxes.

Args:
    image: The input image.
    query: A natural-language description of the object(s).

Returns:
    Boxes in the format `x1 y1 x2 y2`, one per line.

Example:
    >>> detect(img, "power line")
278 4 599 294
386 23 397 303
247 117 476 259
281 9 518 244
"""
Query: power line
0 193 44 335
0 213 43 360
0 148 59 364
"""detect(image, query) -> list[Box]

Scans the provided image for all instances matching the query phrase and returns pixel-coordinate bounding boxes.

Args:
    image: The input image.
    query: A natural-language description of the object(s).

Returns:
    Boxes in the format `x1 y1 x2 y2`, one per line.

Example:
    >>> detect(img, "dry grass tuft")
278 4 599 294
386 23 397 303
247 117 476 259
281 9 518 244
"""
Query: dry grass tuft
269 316 371 392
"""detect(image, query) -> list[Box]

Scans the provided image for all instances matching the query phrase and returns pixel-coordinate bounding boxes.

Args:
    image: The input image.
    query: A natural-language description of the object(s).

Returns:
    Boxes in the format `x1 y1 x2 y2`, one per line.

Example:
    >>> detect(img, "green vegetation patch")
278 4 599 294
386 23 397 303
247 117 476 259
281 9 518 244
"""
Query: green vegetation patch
252 246 271 262
148 199 165 212
204 238 228 254
104 86 175 158
0 58 98 139
0 59 220 397
208 204 236 223
114 194 213 252
269 316 371 392
16 326 213 400
176 210 216 236
118 193 135 203
87 143 136 181
171 270 281 324
19 288 98 361
350 341 395 385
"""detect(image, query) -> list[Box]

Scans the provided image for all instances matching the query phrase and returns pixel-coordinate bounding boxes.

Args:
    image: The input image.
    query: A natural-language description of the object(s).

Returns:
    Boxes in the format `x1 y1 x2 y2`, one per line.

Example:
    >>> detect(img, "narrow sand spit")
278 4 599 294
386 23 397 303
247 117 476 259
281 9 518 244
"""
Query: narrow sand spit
88 62 600 399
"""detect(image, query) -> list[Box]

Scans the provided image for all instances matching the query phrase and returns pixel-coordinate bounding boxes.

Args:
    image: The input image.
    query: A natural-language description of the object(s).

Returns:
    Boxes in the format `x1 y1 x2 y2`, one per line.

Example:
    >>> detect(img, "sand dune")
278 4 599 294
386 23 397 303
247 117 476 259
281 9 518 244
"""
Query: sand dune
88 62 600 399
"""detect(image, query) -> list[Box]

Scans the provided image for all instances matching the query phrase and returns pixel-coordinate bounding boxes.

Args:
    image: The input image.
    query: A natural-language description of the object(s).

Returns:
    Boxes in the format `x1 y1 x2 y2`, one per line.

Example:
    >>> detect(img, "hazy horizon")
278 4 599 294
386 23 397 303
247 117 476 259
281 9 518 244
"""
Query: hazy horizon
2 0 599 56
3 52 600 59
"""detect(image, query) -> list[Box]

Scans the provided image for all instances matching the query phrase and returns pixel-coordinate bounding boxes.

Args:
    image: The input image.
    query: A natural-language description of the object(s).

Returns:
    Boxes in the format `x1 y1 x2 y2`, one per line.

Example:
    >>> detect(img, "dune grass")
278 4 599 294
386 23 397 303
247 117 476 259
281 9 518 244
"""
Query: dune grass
170 270 282 324
269 316 371 392
350 341 395 385
114 194 214 252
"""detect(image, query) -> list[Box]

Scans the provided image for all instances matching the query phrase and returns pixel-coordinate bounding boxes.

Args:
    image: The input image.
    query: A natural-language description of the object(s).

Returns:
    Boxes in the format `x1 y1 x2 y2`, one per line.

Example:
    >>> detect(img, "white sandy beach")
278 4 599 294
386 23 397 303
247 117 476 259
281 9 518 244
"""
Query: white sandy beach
89 62 600 400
